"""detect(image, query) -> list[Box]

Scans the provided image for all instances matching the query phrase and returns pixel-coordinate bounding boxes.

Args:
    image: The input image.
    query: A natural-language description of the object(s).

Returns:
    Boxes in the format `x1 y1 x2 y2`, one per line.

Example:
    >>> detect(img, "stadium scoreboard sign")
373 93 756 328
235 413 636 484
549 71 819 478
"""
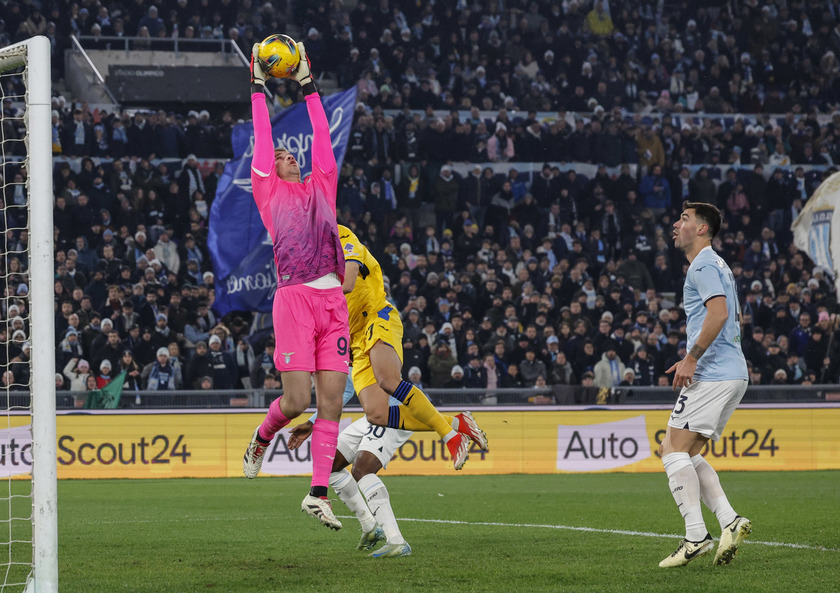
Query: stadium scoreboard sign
107 65 249 103
0 407 837 478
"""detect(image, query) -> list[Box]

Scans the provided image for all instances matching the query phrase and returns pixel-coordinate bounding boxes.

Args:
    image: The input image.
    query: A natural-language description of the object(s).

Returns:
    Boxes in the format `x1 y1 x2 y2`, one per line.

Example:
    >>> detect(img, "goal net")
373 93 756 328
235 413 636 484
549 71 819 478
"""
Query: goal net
0 36 57 593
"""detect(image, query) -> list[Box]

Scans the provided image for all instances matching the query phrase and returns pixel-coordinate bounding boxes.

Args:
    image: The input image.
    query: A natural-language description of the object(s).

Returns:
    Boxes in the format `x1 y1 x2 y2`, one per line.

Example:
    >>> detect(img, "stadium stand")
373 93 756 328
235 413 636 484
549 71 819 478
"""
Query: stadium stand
2 0 840 406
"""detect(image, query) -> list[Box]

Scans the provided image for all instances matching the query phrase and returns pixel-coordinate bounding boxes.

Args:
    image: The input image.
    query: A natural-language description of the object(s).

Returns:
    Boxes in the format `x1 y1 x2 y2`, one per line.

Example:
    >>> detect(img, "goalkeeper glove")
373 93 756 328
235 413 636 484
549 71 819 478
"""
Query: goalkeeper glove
292 42 314 89
250 43 266 89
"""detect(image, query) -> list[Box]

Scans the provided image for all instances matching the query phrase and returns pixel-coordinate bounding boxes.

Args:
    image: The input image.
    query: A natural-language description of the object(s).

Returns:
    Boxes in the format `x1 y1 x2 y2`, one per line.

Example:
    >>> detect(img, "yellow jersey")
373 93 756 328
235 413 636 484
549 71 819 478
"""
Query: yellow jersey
338 224 390 335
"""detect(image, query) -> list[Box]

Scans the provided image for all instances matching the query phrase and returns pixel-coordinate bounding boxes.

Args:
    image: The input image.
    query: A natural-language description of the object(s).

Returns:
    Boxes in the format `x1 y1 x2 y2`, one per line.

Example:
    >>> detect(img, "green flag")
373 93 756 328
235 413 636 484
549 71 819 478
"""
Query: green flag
83 371 127 409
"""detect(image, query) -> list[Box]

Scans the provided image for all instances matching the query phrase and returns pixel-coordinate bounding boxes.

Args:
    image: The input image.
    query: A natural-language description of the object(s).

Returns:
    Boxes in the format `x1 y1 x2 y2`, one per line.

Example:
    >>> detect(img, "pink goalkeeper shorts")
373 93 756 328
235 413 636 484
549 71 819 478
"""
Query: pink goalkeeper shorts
272 283 350 373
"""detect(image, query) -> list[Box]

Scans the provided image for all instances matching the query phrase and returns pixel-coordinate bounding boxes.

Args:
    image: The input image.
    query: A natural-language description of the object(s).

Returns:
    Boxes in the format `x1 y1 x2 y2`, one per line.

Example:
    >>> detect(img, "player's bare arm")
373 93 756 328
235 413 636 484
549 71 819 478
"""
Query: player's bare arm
668 296 728 389
342 261 360 294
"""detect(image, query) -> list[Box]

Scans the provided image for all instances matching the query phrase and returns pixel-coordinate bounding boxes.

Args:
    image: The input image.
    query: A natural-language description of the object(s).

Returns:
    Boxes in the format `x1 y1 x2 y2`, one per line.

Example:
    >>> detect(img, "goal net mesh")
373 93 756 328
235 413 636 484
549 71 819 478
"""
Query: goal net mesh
0 42 36 591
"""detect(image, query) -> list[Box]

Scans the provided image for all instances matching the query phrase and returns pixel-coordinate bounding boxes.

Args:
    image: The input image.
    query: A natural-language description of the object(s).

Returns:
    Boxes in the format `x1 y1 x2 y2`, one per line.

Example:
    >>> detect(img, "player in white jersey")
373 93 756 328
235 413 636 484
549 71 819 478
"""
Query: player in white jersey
288 375 413 558
659 202 752 568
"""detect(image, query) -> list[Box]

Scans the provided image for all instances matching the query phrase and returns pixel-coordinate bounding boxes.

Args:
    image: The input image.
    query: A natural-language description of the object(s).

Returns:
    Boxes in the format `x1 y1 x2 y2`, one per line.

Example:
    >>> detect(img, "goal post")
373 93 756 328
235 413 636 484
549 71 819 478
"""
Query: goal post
1 35 58 593
27 34 58 593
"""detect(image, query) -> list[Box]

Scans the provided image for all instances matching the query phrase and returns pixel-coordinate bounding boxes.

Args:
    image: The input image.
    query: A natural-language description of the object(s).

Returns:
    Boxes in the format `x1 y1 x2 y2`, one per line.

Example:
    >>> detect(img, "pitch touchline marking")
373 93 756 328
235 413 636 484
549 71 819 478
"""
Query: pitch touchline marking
337 515 840 553
75 514 839 553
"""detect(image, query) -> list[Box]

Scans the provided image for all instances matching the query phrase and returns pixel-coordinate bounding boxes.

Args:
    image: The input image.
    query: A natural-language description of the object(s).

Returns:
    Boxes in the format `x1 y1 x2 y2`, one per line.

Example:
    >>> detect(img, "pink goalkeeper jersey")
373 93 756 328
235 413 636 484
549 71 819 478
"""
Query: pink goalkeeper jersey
250 91 344 289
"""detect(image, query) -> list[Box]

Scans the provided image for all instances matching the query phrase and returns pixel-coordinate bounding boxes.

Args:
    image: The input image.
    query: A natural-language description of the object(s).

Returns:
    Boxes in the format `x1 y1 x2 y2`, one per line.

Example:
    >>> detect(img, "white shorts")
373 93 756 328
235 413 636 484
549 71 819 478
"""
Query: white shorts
667 379 748 441
337 417 413 469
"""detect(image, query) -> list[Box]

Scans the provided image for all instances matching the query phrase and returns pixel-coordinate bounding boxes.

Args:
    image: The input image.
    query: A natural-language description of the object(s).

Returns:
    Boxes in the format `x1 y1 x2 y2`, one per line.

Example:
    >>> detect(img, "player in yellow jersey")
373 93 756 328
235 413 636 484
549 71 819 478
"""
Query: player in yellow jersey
337 224 488 469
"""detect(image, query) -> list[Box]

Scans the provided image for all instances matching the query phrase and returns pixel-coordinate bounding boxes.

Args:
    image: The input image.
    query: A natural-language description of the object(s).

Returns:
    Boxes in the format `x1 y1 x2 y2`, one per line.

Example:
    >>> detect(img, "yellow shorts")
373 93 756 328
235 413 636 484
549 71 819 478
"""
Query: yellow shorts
351 304 404 392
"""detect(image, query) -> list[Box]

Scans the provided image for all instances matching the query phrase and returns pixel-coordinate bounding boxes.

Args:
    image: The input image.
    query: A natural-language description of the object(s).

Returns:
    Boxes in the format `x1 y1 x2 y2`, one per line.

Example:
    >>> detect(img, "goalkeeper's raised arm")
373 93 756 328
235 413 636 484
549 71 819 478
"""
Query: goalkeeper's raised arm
294 42 337 215
249 44 274 213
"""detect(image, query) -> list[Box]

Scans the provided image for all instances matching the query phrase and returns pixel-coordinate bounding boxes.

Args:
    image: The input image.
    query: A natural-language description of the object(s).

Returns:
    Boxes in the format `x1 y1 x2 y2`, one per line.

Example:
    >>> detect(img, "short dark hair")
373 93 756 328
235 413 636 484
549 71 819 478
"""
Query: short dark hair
682 201 723 238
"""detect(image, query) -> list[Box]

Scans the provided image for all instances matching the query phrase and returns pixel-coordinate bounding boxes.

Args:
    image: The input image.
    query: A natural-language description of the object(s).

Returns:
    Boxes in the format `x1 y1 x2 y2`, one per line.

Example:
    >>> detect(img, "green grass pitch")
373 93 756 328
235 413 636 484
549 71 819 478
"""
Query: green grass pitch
58 472 840 593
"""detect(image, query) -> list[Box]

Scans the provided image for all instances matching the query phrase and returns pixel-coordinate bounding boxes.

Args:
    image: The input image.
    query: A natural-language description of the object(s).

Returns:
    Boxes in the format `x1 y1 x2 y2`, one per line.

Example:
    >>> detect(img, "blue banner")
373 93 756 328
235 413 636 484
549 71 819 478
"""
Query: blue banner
208 87 358 315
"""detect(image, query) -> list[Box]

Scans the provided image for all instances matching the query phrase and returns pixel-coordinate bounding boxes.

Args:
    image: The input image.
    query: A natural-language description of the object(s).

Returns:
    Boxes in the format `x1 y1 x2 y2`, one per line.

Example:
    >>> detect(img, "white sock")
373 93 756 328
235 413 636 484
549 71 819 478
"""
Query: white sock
329 469 376 533
691 454 738 529
358 474 404 545
662 452 707 542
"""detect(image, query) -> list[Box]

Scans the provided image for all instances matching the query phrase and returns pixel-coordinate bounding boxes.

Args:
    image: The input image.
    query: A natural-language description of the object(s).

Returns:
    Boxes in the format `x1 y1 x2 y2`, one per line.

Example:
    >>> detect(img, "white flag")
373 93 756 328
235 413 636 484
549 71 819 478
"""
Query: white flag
792 170 840 294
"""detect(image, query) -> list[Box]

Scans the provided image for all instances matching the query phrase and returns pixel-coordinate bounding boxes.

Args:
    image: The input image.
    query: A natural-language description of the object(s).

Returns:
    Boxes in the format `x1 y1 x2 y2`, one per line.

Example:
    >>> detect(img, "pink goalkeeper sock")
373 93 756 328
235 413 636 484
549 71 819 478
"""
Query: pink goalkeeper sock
310 419 339 489
257 397 291 442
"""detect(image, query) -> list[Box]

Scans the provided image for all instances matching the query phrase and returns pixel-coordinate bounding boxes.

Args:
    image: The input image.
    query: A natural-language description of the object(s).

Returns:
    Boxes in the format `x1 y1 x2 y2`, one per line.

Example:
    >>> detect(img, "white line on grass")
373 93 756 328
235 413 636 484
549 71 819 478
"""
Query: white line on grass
75 514 839 553
336 515 840 554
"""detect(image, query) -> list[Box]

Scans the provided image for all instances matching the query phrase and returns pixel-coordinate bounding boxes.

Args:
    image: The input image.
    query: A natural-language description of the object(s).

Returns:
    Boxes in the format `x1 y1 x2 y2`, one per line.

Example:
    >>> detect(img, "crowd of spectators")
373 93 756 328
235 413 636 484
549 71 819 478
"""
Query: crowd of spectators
12 0 840 118
13 0 840 173
2 0 840 404
46 102 237 161
1 143 836 403
333 193 840 393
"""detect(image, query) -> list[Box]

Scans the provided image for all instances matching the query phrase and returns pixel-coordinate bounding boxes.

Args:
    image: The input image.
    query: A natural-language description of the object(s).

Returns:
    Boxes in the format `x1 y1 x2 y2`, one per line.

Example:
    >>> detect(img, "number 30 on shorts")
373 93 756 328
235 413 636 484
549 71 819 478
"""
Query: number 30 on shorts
365 424 386 438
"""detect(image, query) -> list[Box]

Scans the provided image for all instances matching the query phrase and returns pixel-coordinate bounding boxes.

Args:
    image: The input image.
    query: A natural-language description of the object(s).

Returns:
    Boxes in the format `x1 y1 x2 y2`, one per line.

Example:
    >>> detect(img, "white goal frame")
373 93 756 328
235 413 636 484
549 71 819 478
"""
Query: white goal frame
0 35 58 593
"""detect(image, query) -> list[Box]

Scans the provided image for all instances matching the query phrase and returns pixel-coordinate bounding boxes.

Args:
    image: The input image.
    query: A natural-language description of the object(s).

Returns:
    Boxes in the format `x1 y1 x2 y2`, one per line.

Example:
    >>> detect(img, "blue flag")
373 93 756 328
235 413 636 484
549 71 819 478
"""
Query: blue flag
208 87 358 315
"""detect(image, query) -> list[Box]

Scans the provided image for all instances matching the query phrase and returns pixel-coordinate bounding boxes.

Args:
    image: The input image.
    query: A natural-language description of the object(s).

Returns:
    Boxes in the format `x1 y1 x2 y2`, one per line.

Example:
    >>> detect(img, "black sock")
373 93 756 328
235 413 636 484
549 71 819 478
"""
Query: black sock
310 486 328 498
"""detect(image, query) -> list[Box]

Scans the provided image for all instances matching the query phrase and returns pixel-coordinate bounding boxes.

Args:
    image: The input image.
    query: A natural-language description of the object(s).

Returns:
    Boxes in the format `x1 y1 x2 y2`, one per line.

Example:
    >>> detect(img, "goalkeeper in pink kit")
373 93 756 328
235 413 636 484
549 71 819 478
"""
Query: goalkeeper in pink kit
242 41 349 530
